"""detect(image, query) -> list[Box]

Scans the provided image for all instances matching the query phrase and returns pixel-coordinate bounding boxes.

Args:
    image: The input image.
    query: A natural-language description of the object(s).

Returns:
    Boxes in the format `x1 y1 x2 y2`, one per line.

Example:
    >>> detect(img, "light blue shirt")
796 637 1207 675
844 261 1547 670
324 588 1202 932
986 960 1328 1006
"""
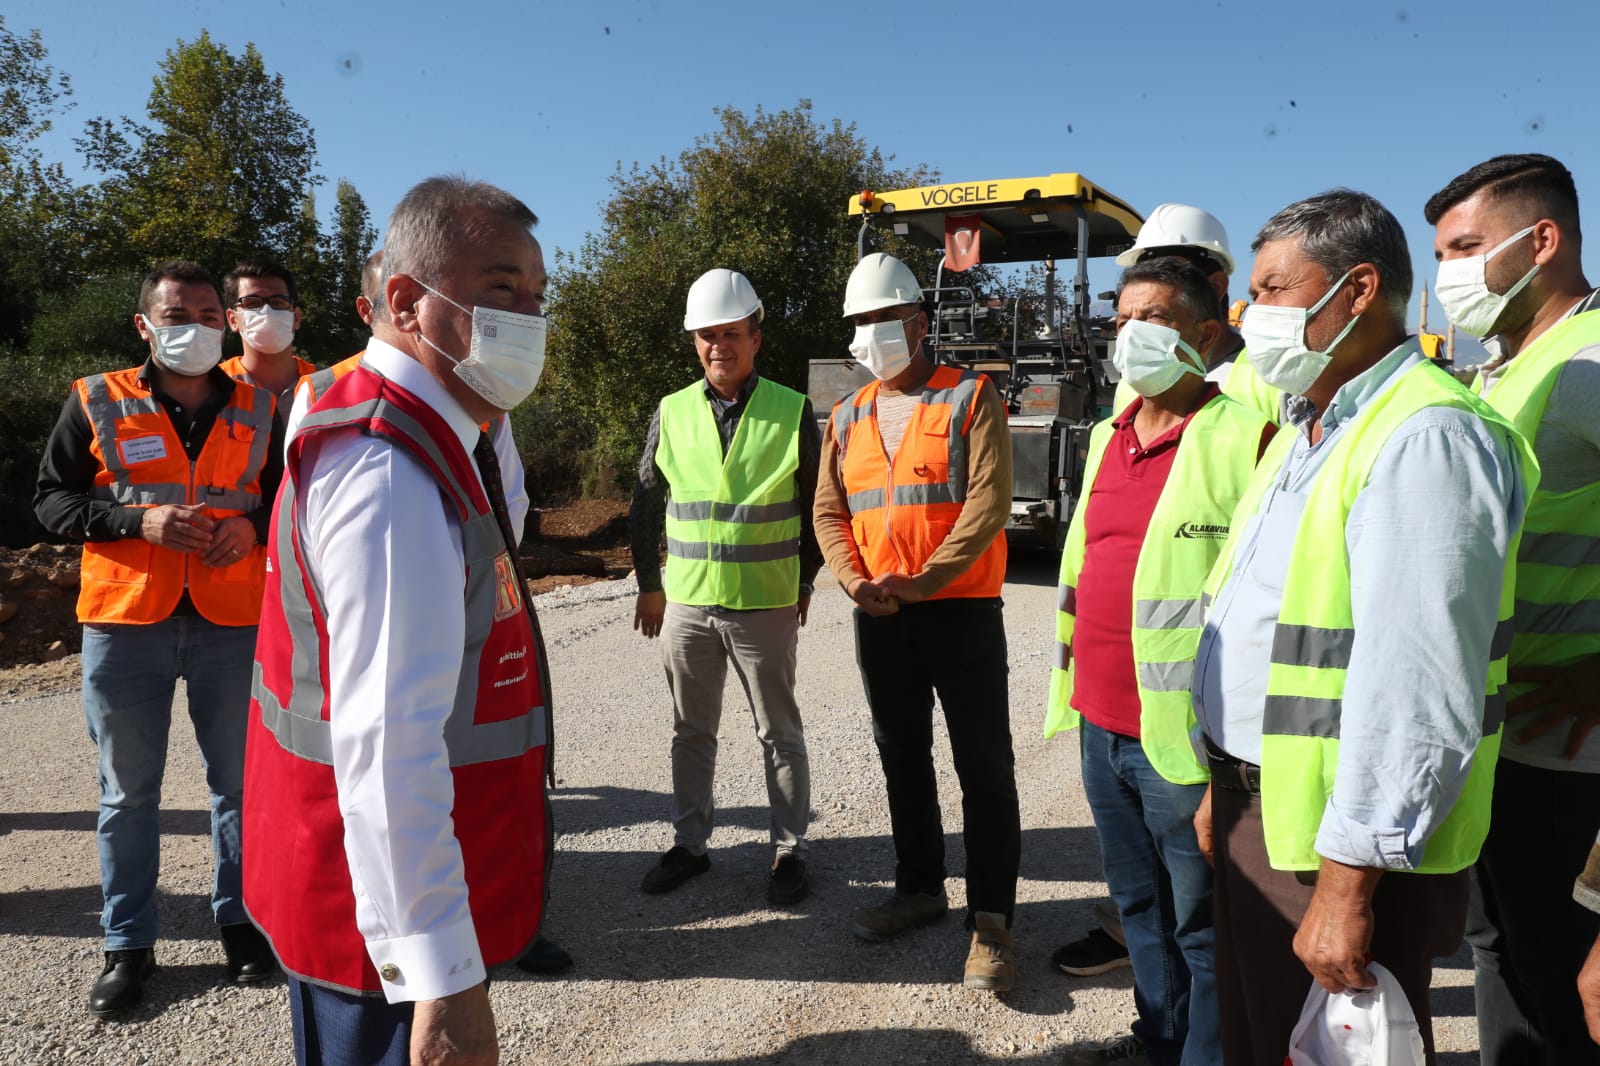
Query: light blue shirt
1193 340 1528 869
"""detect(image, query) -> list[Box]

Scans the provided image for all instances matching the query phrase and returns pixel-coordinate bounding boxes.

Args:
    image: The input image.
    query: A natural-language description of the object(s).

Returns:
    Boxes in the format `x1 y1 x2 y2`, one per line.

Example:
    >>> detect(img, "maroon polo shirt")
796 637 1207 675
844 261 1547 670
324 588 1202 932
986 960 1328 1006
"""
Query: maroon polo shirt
1070 387 1221 738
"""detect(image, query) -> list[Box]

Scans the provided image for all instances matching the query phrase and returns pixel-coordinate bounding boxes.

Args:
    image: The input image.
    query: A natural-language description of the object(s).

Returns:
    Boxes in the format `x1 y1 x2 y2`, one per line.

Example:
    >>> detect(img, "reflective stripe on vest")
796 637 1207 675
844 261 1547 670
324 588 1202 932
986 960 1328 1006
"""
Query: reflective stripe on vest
832 365 1006 601
74 367 274 625
1046 394 1271 785
655 378 804 609
259 393 546 766
1205 359 1538 872
1476 309 1600 680
299 352 362 408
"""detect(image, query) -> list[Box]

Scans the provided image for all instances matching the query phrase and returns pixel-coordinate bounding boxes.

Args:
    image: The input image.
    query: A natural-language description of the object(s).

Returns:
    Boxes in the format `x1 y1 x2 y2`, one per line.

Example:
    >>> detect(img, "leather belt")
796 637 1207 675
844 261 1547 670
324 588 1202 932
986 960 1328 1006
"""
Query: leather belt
1203 736 1261 794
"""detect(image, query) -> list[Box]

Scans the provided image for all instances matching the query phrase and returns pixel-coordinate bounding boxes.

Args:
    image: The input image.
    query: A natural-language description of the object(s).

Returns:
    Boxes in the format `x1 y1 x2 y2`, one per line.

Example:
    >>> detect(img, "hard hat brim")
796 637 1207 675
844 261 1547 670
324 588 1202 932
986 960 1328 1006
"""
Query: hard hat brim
684 304 765 331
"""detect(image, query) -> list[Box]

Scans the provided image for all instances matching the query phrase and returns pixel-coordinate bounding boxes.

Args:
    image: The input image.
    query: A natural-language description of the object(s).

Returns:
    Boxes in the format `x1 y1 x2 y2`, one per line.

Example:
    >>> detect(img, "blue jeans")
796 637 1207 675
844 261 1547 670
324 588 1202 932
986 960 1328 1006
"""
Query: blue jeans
81 616 258 949
1079 719 1218 1066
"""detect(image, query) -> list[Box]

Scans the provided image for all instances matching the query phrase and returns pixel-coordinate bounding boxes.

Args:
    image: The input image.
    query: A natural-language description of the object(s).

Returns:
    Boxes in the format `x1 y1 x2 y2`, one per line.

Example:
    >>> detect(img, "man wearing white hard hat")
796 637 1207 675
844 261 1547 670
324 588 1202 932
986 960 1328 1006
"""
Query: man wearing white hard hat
814 252 1019 992
630 268 821 906
1115 203 1283 424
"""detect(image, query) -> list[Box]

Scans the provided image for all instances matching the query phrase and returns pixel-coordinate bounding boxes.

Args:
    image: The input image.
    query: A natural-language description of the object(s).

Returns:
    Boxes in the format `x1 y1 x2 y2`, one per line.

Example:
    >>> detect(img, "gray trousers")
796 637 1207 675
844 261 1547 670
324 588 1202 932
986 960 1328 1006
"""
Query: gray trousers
660 601 810 856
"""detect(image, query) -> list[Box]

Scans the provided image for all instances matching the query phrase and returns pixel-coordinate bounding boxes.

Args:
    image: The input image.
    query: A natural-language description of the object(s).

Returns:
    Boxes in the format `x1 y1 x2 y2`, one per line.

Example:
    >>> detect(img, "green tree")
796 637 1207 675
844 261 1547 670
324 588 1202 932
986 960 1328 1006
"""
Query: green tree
539 101 958 499
292 178 376 363
0 18 80 349
76 31 322 275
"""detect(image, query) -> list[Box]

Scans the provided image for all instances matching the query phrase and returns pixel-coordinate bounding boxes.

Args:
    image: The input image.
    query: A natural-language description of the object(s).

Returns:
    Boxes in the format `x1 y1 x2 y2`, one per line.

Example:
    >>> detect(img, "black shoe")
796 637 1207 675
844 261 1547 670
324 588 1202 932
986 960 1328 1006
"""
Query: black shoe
1051 927 1132 977
640 845 711 895
89 948 156 1016
766 853 808 905
1061 1033 1150 1064
220 922 279 984
514 935 574 974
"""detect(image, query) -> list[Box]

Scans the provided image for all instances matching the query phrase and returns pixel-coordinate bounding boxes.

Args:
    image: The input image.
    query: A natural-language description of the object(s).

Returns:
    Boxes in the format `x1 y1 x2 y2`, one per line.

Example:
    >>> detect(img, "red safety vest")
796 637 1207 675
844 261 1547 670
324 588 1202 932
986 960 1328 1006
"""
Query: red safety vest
242 364 549 994
831 365 1007 600
73 366 275 626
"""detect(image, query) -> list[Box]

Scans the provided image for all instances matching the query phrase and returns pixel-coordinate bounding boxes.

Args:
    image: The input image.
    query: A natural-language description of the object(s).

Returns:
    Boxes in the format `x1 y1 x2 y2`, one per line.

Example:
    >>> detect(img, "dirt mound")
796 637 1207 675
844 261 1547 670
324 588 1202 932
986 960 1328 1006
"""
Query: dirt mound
0 500 636 671
0 544 82 671
523 498 633 594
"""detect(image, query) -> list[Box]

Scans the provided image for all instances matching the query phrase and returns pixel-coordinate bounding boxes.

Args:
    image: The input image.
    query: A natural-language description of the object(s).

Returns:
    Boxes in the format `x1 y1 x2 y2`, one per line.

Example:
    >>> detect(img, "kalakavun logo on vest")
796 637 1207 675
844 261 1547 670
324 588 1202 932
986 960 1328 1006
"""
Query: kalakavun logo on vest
1174 522 1230 540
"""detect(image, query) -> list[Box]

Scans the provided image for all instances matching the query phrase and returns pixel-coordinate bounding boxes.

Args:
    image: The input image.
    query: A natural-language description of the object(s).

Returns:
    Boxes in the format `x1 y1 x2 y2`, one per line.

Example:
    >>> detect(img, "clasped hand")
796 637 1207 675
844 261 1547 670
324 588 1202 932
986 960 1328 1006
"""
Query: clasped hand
848 573 924 617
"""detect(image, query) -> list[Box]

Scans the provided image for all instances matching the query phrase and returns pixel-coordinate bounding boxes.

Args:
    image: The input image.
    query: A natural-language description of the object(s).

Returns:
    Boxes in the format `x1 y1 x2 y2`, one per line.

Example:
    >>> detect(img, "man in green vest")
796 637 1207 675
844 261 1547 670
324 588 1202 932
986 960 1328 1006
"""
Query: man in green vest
1192 189 1534 1066
630 268 822 906
1046 257 1273 1065
1426 153 1600 1066
1110 203 1284 426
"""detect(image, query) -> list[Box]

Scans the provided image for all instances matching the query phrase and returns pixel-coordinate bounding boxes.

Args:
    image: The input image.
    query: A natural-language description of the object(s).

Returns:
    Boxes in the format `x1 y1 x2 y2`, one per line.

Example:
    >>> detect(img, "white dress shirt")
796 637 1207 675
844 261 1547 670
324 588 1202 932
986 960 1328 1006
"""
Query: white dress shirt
294 338 498 1003
285 346 530 542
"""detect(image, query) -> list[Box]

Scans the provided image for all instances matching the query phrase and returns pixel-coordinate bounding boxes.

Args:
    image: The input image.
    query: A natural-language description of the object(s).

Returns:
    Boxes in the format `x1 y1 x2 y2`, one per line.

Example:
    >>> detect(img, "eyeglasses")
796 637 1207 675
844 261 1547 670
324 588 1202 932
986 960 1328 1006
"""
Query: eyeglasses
235 295 295 312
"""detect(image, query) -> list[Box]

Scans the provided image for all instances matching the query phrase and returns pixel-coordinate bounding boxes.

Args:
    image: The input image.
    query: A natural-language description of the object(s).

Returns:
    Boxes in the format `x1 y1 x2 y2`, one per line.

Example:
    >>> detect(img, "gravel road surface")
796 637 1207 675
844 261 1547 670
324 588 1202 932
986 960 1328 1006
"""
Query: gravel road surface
0 551 1479 1064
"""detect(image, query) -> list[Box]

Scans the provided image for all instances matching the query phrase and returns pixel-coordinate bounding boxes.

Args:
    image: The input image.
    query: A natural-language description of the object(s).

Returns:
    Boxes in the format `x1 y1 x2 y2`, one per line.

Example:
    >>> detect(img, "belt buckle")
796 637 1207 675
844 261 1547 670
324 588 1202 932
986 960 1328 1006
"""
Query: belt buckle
1234 762 1254 793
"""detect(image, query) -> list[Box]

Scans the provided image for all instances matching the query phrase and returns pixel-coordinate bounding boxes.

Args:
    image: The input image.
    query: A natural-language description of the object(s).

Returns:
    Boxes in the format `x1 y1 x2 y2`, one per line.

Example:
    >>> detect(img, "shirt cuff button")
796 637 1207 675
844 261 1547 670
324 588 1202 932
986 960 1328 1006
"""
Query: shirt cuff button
379 963 401 982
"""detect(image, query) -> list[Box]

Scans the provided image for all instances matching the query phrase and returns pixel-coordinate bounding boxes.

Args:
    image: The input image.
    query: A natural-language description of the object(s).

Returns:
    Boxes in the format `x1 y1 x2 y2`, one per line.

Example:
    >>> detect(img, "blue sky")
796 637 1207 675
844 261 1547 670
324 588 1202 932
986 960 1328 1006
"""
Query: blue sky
18 0 1600 344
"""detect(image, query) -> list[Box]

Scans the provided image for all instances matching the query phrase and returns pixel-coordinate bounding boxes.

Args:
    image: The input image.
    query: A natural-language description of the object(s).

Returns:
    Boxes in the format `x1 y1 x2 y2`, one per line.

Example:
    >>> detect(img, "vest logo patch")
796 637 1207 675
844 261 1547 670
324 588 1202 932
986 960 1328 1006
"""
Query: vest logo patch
1174 522 1229 540
492 553 523 620
117 435 169 465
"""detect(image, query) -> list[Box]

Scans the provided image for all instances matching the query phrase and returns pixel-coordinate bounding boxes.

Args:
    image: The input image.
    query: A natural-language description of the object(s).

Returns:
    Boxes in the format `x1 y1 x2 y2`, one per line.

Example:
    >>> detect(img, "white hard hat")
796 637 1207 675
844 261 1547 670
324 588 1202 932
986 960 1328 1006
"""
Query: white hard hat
1288 963 1426 1066
1116 203 1236 275
684 268 764 331
843 253 924 318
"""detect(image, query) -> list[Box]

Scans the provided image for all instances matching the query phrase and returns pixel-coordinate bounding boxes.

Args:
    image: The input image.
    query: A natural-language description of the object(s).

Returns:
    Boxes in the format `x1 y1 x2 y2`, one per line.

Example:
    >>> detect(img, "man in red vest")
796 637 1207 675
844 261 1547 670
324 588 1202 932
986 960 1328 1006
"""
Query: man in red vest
34 259 285 1016
244 176 553 1065
814 252 1020 992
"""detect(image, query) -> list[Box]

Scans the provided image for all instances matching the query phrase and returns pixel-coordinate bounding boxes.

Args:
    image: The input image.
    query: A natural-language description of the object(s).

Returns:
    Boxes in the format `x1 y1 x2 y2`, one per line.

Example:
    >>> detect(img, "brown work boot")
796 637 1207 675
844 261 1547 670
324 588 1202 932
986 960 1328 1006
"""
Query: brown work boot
963 911 1014 992
849 889 948 942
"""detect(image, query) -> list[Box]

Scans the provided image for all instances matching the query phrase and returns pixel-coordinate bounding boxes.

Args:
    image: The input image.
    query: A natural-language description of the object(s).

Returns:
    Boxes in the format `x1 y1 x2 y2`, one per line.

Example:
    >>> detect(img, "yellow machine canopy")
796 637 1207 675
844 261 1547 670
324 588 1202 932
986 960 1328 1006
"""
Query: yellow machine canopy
849 173 1144 266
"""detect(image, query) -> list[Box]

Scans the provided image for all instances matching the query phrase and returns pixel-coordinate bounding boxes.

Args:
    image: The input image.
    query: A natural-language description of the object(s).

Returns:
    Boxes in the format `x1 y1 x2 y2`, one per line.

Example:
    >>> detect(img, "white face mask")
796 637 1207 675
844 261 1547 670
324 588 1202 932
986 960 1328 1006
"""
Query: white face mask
1433 225 1539 338
1113 318 1206 398
142 315 224 376
415 282 547 410
1239 270 1357 396
237 306 297 353
849 318 913 381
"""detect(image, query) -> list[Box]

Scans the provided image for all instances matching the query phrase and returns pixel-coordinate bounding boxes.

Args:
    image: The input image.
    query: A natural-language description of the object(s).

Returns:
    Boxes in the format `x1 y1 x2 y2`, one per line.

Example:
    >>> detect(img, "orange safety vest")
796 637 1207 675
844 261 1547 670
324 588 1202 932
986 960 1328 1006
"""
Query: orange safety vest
219 353 316 389
296 352 363 407
831 365 1007 600
73 366 276 626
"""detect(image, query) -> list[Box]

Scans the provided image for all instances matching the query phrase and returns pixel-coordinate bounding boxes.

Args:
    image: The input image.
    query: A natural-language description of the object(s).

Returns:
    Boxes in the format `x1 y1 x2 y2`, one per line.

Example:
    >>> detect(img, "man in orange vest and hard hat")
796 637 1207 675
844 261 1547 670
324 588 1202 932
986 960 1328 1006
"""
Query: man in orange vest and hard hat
33 259 285 1016
815 252 1019 992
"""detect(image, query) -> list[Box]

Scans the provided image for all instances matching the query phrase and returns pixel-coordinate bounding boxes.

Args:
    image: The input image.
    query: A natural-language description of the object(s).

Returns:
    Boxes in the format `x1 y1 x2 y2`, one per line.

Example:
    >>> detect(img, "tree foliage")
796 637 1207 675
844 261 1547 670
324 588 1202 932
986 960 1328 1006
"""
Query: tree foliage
76 31 322 276
282 179 378 364
0 24 377 544
542 101 957 496
0 17 79 349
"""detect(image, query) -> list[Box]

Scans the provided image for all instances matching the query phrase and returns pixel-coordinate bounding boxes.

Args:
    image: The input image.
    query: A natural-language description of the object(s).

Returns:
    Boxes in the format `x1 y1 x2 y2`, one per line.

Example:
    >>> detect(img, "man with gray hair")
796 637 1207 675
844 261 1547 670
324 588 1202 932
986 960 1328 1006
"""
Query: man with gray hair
243 175 554 1065
1190 190 1535 1064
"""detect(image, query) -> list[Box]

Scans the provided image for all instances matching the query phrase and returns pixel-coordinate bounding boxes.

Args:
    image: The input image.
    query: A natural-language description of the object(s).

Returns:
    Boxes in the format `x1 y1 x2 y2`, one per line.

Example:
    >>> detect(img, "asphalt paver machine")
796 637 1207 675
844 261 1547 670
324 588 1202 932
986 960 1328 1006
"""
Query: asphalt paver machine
809 173 1144 547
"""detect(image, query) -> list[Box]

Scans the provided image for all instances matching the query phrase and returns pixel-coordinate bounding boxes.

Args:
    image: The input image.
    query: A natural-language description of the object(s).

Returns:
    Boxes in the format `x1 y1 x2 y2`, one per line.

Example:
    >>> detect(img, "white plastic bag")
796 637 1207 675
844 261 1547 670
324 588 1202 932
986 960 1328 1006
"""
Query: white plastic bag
1287 962 1426 1066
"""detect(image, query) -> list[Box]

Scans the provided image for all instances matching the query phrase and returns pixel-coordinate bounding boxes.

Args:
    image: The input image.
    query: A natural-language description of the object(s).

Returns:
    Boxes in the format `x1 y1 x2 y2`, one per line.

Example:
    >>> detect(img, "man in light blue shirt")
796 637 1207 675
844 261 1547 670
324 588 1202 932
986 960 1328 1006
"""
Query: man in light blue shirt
1192 190 1530 1066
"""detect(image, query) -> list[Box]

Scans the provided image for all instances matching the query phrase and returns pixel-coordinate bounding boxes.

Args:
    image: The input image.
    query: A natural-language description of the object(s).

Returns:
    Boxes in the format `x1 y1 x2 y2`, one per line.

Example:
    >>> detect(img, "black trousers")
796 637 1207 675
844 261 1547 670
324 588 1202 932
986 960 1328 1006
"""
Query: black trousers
1211 782 1467 1066
854 597 1020 923
1466 757 1600 1066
